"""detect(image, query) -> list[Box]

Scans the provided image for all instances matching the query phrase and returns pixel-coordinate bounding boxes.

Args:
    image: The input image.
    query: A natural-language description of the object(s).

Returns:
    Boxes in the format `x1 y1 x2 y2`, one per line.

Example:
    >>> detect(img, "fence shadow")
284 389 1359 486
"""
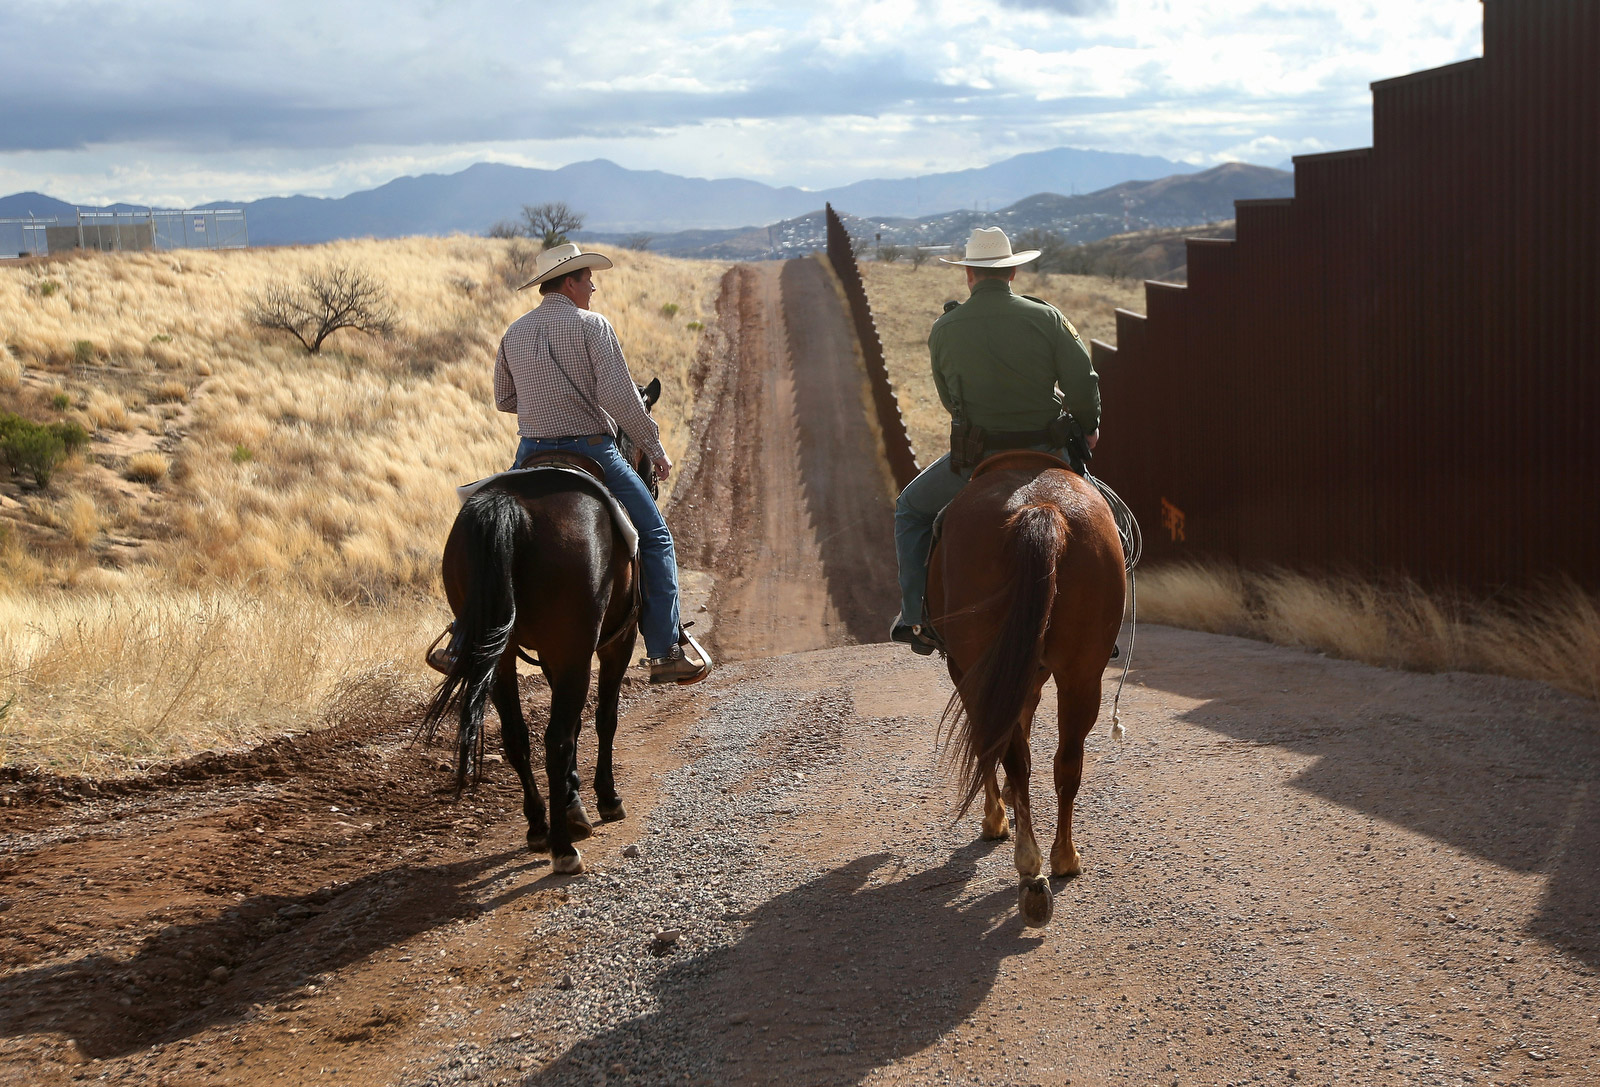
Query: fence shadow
1127 628 1600 972
527 843 1033 1086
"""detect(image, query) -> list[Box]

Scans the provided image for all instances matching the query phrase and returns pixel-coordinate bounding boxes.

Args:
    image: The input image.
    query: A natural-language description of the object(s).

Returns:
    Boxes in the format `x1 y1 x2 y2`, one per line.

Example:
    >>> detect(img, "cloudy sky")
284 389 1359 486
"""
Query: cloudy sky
2 1 1484 206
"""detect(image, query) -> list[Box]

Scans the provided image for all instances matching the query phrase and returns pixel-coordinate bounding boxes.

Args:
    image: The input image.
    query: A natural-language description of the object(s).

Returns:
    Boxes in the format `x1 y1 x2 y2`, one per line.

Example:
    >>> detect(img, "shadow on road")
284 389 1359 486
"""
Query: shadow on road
0 849 544 1059
1129 634 1600 971
529 842 1033 1086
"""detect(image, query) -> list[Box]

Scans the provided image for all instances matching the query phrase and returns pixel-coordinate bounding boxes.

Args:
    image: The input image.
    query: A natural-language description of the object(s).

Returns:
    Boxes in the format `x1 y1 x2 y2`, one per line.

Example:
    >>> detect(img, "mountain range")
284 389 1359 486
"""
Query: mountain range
584 163 1292 260
1 147 1202 246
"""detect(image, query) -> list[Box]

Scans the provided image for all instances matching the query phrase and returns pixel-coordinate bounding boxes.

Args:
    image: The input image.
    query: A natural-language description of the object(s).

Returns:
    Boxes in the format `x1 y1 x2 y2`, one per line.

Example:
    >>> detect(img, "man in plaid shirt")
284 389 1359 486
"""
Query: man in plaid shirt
495 243 709 686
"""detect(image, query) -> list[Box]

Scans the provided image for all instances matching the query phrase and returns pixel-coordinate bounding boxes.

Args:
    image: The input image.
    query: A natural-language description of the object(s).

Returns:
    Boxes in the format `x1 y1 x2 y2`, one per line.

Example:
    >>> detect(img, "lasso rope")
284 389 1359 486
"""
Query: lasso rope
1086 472 1140 740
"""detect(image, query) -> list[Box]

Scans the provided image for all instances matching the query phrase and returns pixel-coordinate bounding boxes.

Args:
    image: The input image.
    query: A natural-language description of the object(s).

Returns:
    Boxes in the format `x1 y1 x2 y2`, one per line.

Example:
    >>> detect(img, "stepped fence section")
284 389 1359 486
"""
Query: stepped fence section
824 204 920 491
1089 0 1599 592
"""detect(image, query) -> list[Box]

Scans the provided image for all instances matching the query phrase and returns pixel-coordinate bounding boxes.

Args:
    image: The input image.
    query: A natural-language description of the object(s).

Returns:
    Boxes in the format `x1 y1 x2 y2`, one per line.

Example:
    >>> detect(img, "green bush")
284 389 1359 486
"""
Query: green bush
37 279 60 298
150 333 172 344
73 340 96 366
659 302 679 318
686 321 705 332
231 444 253 464
0 413 87 487
51 392 72 410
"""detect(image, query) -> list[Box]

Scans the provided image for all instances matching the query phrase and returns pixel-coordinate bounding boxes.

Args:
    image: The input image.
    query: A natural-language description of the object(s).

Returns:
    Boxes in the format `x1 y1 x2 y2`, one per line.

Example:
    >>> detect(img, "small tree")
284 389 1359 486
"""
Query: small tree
500 240 538 289
620 233 653 251
1016 228 1069 274
520 201 584 249
485 220 521 239
248 264 397 354
909 246 929 271
878 243 903 263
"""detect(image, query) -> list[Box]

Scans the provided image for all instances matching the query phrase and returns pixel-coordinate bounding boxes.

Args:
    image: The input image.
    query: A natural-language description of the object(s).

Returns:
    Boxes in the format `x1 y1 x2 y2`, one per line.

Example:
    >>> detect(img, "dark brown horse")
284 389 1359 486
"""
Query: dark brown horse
926 451 1125 927
419 378 661 874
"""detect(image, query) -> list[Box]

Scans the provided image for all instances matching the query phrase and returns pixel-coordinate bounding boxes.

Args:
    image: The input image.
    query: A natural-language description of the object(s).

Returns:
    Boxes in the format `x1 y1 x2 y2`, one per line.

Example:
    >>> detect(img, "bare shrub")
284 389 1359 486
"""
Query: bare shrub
878 244 903 263
248 264 398 354
500 240 538 289
485 220 521 239
520 201 584 250
620 234 653 251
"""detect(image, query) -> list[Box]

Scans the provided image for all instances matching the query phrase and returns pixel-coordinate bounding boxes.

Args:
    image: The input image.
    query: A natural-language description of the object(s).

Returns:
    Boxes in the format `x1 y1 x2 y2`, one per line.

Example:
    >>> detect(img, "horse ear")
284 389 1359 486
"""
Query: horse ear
643 377 661 406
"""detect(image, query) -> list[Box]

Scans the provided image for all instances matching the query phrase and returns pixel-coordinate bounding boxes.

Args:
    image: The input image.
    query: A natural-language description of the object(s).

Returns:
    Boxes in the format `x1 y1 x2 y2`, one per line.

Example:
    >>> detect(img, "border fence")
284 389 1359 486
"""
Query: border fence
1 208 248 258
1087 0 1599 593
824 204 921 491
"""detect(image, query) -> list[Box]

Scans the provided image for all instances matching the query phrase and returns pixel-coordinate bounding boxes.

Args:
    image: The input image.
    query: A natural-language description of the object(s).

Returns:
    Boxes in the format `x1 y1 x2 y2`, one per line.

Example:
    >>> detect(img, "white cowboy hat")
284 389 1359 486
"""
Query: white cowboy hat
517 242 615 291
939 226 1040 268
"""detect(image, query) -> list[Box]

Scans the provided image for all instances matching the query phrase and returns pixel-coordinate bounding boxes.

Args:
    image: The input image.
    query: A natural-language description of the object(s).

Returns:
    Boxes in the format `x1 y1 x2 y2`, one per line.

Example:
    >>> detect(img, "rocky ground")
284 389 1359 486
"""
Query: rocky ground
2 258 1595 1085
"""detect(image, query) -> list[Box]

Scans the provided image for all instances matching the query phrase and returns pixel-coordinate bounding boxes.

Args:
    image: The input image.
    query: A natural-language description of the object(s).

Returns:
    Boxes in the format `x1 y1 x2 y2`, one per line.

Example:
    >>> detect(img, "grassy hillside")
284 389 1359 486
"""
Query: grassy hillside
0 238 726 771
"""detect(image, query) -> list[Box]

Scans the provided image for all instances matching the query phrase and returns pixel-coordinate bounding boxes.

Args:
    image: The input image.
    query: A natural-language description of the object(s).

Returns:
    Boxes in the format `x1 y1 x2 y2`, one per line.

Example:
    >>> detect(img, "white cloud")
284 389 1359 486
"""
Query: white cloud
0 0 1486 204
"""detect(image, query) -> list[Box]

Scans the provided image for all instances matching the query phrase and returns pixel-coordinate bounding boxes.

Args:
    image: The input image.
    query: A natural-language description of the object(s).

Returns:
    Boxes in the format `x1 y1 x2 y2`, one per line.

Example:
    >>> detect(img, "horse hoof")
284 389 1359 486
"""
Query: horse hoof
527 829 549 853
567 803 595 841
598 799 627 822
552 850 585 875
1019 877 1053 928
981 824 1011 842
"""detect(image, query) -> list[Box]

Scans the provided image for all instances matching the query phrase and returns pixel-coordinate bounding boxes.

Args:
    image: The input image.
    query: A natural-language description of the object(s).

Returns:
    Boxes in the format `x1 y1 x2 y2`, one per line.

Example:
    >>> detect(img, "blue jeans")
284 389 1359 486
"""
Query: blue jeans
513 436 681 659
893 446 1071 629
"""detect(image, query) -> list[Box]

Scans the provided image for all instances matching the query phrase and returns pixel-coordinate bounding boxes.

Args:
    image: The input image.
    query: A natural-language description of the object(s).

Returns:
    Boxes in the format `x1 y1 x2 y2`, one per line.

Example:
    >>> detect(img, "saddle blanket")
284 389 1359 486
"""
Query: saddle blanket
455 467 640 556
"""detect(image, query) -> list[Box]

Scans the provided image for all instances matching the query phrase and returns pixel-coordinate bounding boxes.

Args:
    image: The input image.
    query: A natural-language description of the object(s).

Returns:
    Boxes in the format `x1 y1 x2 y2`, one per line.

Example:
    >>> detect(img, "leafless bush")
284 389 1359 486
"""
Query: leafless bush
877 244 903 263
500 240 538 289
620 233 654 251
248 264 397 354
485 220 521 239
521 201 585 250
909 247 929 270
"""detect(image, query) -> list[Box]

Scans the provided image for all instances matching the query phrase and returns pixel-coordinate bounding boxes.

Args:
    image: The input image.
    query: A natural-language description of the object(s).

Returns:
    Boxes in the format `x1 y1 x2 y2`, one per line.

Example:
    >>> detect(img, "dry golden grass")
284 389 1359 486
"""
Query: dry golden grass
859 259 1145 465
0 588 438 774
0 236 727 773
1139 562 1600 700
123 451 170 484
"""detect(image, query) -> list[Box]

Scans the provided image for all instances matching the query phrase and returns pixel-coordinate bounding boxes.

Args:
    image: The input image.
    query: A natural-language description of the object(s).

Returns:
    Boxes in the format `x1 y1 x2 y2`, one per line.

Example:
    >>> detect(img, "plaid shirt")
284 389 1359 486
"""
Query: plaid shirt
492 294 663 460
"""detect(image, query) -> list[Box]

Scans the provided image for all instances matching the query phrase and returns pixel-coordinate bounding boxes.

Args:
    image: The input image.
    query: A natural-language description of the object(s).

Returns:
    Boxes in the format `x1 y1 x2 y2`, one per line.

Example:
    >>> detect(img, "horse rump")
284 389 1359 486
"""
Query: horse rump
942 501 1067 817
419 487 526 788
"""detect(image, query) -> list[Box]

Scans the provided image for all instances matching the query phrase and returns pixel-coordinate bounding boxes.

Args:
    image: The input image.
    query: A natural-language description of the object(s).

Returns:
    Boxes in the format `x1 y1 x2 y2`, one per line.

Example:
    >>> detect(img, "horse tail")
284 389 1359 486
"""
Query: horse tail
944 501 1067 817
419 489 524 790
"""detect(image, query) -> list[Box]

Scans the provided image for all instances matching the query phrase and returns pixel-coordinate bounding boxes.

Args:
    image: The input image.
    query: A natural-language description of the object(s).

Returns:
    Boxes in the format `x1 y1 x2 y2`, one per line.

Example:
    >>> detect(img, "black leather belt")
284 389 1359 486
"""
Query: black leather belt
534 434 609 446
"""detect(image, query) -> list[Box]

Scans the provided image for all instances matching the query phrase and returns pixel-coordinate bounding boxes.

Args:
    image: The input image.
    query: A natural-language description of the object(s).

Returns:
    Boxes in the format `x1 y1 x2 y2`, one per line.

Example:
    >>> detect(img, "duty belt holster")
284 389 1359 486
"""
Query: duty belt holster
951 413 1093 475
949 416 986 474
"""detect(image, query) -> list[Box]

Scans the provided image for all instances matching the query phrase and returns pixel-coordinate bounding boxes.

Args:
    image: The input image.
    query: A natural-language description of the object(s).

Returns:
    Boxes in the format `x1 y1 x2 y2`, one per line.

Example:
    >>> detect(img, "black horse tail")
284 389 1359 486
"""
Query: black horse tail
419 489 524 789
944 502 1065 818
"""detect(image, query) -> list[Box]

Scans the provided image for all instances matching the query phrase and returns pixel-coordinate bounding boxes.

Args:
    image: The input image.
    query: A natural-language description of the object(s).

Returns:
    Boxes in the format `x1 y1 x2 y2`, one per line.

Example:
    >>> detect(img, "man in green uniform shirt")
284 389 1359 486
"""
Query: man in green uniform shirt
891 226 1101 654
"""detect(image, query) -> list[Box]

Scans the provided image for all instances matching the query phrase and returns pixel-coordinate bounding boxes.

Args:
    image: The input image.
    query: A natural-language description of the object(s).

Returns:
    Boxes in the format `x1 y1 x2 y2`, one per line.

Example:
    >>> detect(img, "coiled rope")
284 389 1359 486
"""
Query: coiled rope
1086 472 1140 740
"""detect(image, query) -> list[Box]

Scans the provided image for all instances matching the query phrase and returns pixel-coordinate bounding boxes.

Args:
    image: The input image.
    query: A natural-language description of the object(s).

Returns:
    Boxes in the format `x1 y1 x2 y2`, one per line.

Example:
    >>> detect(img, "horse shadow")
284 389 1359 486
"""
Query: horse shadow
527 842 1034 1086
0 849 545 1059
1128 627 1600 971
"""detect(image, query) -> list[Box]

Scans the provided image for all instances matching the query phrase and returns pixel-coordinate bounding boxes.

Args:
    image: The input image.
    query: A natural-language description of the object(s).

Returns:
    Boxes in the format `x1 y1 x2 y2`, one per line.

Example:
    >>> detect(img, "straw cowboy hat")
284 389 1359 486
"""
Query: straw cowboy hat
940 226 1040 268
517 242 615 291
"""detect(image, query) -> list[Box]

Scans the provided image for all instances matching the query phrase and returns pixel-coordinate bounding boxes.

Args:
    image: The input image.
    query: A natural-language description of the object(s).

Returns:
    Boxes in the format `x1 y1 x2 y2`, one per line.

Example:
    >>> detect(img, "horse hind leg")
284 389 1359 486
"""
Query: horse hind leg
1002 737 1052 928
1049 679 1103 879
544 662 594 874
980 770 1010 840
491 659 549 852
592 628 633 822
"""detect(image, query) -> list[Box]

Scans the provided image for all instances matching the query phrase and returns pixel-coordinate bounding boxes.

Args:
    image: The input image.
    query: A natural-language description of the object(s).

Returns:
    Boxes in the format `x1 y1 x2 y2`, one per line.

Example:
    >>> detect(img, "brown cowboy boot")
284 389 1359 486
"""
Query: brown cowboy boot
648 626 712 685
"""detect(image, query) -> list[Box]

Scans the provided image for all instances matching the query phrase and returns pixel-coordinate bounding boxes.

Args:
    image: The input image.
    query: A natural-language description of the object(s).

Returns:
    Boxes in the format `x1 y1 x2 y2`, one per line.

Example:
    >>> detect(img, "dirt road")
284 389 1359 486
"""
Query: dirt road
2 260 1596 1087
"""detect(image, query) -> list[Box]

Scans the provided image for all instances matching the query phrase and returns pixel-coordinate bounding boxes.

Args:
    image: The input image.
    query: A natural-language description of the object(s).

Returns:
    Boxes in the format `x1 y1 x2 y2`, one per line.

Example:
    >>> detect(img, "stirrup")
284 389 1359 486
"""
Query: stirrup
425 623 456 675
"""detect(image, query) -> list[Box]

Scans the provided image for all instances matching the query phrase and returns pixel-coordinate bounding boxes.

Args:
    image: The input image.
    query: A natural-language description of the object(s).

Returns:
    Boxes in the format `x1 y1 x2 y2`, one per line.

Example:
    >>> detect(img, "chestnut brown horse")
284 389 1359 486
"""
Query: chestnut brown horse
420 464 638 875
927 451 1125 927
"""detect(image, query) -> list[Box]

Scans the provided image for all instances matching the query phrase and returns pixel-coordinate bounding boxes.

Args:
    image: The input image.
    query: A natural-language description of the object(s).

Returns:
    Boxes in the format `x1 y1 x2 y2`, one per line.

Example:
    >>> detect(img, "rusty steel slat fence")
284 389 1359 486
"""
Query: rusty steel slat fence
823 204 921 491
1089 0 1600 593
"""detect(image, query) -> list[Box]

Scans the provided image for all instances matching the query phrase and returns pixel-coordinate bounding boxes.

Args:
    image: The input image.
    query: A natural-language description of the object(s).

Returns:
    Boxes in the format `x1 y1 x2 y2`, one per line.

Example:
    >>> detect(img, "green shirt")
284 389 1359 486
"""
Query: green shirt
928 278 1100 434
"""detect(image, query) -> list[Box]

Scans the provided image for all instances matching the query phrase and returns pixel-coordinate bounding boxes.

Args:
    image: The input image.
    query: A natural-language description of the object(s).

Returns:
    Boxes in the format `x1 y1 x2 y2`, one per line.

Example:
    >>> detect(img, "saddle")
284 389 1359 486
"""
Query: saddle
454 455 639 556
515 449 608 483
